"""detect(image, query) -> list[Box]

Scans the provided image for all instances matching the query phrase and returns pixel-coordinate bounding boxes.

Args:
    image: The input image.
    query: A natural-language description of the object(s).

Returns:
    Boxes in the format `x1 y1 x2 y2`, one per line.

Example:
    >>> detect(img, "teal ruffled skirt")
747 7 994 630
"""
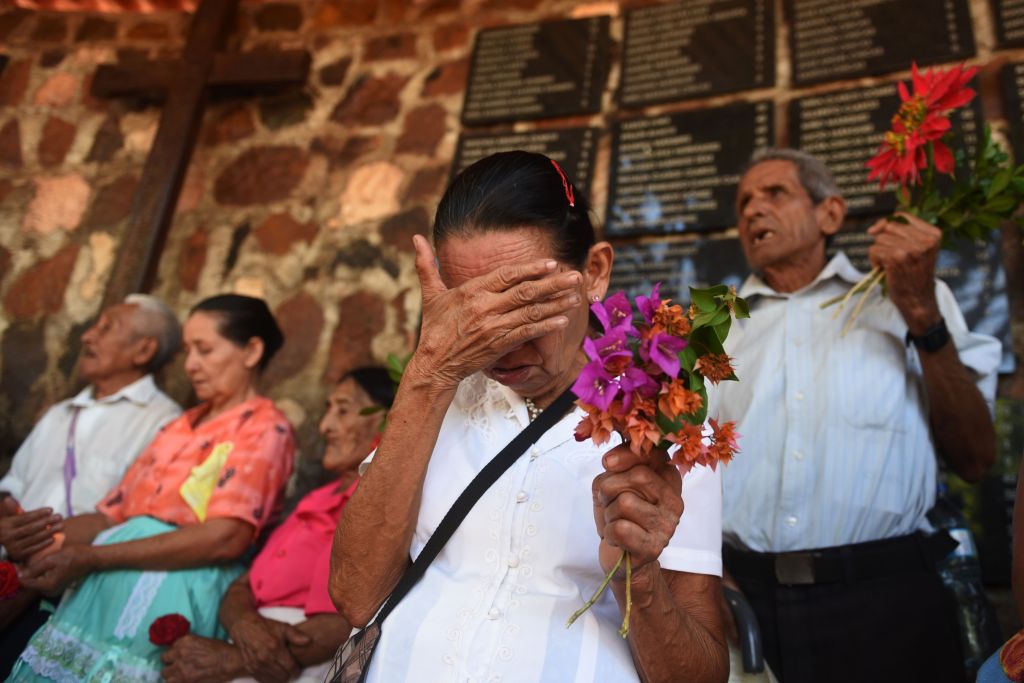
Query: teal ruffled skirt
7 516 242 683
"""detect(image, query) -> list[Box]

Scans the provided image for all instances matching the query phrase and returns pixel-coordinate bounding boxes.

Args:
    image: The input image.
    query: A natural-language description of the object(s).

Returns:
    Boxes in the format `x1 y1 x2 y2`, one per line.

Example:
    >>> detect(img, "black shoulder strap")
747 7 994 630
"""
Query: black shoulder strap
374 386 577 624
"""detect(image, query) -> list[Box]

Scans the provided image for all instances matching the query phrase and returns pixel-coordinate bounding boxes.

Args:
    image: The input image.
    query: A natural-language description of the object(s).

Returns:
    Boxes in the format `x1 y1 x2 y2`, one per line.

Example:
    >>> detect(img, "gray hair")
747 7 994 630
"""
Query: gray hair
124 294 182 372
746 148 842 205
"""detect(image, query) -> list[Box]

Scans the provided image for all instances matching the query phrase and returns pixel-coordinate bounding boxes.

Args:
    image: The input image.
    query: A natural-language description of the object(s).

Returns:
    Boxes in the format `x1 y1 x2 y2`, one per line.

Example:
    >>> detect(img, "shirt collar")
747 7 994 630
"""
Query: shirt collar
70 374 160 409
738 251 864 300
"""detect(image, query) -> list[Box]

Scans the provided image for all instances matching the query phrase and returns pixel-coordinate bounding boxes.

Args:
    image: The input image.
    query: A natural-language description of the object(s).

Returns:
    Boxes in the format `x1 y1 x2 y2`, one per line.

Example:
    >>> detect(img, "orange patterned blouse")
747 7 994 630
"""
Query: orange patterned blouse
97 396 294 534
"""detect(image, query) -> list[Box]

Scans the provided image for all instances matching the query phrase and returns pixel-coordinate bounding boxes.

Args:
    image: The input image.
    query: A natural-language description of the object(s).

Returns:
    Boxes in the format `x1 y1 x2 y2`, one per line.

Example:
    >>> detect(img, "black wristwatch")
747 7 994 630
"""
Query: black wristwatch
905 317 950 353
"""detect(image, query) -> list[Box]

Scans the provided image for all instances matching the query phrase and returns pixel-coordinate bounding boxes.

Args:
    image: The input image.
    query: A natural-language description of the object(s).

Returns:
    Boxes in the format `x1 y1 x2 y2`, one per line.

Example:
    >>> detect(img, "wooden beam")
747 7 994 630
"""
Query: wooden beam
91 50 310 99
101 0 238 306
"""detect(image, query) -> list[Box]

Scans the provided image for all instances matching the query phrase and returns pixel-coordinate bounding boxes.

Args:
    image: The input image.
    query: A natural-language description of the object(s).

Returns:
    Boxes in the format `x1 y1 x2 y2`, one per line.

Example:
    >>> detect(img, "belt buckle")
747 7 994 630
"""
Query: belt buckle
775 552 815 585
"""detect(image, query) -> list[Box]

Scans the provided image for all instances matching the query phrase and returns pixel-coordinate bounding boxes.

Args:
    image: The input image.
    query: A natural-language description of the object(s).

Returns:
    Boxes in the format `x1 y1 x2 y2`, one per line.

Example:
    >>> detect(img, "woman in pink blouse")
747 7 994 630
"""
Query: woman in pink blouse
160 367 395 683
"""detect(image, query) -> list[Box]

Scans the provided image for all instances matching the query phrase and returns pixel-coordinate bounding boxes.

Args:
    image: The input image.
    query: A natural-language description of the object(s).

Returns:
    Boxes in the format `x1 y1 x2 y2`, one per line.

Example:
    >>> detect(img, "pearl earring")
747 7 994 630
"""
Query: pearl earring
591 295 601 303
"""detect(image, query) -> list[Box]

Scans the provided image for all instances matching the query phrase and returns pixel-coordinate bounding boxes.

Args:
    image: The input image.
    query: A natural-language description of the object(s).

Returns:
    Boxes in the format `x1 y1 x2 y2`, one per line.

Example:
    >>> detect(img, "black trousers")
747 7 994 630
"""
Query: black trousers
0 598 52 679
727 540 966 683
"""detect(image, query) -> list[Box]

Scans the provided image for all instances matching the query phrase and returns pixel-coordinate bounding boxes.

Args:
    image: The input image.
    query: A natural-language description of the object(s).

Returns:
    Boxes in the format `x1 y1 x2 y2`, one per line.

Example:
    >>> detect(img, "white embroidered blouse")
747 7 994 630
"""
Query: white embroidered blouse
364 373 722 683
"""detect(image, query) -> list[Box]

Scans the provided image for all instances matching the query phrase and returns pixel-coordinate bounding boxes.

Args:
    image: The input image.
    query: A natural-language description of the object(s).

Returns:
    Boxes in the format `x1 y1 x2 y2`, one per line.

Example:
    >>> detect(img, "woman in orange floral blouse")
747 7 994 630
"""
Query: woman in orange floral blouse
7 294 295 683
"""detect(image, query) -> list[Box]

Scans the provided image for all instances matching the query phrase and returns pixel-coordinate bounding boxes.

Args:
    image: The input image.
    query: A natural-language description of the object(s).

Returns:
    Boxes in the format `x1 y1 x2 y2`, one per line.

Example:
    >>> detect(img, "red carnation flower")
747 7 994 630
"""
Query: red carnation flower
0 561 20 599
148 613 191 646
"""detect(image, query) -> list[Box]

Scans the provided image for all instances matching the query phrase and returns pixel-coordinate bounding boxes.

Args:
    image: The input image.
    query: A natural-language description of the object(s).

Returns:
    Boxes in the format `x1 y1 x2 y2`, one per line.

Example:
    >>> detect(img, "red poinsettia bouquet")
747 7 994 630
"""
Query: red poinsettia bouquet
0 560 20 599
149 613 191 646
567 283 747 637
826 62 1024 331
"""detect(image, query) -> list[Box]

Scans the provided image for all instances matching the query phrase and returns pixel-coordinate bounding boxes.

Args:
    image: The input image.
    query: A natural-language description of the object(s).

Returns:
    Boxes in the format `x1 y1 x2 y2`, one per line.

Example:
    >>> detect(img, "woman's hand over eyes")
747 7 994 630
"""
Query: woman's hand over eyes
409 235 582 389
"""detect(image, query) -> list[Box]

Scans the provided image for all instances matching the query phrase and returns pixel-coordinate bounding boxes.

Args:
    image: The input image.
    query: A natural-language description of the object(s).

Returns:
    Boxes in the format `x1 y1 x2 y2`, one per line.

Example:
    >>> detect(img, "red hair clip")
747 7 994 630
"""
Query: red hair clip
550 159 575 208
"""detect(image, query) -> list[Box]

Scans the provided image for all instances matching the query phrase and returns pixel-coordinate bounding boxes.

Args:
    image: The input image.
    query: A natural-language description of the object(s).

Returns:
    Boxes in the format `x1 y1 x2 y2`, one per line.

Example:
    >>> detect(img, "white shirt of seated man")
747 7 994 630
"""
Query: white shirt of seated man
0 296 181 558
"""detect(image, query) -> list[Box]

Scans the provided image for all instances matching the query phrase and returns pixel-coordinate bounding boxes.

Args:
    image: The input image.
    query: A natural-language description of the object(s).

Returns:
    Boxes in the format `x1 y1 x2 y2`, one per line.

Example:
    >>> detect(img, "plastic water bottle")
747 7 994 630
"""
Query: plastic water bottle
929 486 1004 679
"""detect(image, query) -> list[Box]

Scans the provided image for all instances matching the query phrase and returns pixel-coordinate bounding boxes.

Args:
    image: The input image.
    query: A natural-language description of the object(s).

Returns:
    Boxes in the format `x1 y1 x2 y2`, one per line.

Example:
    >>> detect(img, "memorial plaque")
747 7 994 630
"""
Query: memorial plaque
610 237 750 305
785 0 974 86
450 127 599 197
991 0 1024 47
461 16 611 126
829 223 1014 372
1001 62 1024 161
790 83 982 217
606 101 774 237
619 0 774 107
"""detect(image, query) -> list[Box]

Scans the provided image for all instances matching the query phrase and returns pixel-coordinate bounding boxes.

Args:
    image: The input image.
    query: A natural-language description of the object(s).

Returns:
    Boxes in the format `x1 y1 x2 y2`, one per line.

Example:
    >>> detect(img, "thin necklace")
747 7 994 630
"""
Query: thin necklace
523 397 541 422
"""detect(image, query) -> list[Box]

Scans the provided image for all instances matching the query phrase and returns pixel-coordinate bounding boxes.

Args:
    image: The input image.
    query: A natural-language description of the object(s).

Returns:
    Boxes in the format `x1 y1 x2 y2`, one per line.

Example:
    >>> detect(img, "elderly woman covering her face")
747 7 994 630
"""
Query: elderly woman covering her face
331 152 728 683
8 295 296 683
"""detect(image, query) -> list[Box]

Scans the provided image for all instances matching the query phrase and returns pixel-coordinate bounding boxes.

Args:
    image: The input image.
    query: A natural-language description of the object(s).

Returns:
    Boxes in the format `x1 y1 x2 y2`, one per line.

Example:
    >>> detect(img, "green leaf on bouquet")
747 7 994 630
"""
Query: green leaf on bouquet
987 168 1012 199
984 195 1016 214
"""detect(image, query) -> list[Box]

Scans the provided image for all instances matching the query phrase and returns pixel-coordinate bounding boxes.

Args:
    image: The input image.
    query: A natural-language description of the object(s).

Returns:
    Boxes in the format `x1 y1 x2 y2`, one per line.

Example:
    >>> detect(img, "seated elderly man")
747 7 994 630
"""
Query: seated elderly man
0 293 182 675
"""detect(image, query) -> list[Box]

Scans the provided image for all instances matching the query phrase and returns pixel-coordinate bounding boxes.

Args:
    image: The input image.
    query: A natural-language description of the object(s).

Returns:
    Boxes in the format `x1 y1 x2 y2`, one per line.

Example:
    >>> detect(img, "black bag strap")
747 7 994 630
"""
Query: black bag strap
374 386 577 624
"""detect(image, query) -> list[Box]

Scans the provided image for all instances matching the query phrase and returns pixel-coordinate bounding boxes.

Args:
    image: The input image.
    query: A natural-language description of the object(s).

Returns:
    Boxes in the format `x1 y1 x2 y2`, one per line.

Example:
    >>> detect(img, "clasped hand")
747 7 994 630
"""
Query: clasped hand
868 213 942 333
0 497 63 561
408 234 583 388
592 444 684 580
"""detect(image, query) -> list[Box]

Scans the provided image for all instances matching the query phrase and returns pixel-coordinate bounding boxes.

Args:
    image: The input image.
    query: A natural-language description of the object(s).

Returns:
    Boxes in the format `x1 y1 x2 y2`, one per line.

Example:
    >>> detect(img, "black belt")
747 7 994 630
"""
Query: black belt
724 532 958 587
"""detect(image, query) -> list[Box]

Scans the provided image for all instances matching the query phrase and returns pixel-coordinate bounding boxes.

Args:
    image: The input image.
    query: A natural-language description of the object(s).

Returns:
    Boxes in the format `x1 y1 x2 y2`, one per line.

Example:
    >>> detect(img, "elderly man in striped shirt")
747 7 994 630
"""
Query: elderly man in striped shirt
712 148 1001 683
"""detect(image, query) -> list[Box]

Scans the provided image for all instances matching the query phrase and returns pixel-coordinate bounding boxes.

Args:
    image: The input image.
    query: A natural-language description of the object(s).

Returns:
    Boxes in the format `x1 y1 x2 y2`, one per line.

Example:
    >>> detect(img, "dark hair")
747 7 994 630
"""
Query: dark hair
433 151 596 266
190 294 284 371
342 366 396 409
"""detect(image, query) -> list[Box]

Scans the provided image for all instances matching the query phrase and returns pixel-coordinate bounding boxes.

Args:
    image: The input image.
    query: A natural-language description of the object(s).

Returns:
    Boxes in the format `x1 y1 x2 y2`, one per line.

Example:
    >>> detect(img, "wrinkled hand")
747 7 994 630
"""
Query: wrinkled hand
161 635 243 683
0 499 63 562
408 234 583 390
229 613 310 683
18 544 92 596
592 444 684 578
867 213 942 334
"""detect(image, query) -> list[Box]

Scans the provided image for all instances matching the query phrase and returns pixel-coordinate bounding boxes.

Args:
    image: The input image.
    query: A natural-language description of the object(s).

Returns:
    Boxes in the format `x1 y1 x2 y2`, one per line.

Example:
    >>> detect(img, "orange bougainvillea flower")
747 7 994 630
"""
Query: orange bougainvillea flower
694 353 735 384
658 379 703 419
667 422 707 473
708 418 739 469
651 301 691 338
867 62 977 191
574 405 616 446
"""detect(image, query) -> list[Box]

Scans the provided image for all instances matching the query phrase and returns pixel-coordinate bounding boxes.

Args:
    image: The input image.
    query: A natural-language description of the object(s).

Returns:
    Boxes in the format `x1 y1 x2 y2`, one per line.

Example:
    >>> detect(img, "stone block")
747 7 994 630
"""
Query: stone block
405 163 447 203
325 290 387 382
179 227 208 292
330 73 409 127
422 57 468 98
30 15 68 43
0 119 22 168
264 291 325 387
81 173 137 232
4 244 80 319
39 50 66 68
75 16 116 42
364 33 417 61
38 116 76 167
0 9 29 41
214 145 310 206
86 115 123 163
380 206 429 252
338 161 404 225
313 0 377 28
126 21 170 41
33 72 79 107
396 103 446 156
318 56 351 87
258 92 313 131
0 60 32 106
1 321 48 416
433 23 470 52
253 212 318 255
203 106 255 146
312 134 381 169
254 3 303 31
22 174 91 235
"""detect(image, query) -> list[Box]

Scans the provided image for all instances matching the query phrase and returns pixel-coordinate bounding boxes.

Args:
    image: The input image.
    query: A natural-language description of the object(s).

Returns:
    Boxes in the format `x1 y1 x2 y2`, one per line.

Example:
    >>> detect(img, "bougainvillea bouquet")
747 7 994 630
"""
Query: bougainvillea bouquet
825 62 1024 332
567 283 747 637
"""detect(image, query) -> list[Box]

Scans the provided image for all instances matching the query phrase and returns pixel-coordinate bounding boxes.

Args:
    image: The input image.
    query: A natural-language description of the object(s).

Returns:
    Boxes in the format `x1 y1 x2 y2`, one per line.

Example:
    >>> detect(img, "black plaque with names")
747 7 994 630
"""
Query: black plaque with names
610 237 750 305
828 222 1014 372
619 0 774 108
785 0 975 86
450 127 599 197
606 101 774 237
461 16 611 126
790 82 982 217
1001 62 1024 162
991 0 1024 47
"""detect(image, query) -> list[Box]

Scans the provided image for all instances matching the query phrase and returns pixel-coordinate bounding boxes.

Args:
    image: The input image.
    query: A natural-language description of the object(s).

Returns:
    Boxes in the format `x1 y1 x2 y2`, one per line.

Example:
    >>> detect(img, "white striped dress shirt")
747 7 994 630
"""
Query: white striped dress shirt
710 253 1001 553
364 373 722 683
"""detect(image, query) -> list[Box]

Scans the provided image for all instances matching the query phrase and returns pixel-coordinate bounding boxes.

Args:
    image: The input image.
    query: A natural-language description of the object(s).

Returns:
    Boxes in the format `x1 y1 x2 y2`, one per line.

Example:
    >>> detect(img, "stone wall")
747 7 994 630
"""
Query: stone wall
1 0 1023 473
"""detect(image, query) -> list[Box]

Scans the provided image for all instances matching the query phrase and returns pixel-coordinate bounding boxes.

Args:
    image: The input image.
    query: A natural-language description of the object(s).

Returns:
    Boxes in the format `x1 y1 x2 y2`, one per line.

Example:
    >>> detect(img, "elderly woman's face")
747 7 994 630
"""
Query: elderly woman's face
438 227 591 399
182 312 259 404
319 377 380 474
